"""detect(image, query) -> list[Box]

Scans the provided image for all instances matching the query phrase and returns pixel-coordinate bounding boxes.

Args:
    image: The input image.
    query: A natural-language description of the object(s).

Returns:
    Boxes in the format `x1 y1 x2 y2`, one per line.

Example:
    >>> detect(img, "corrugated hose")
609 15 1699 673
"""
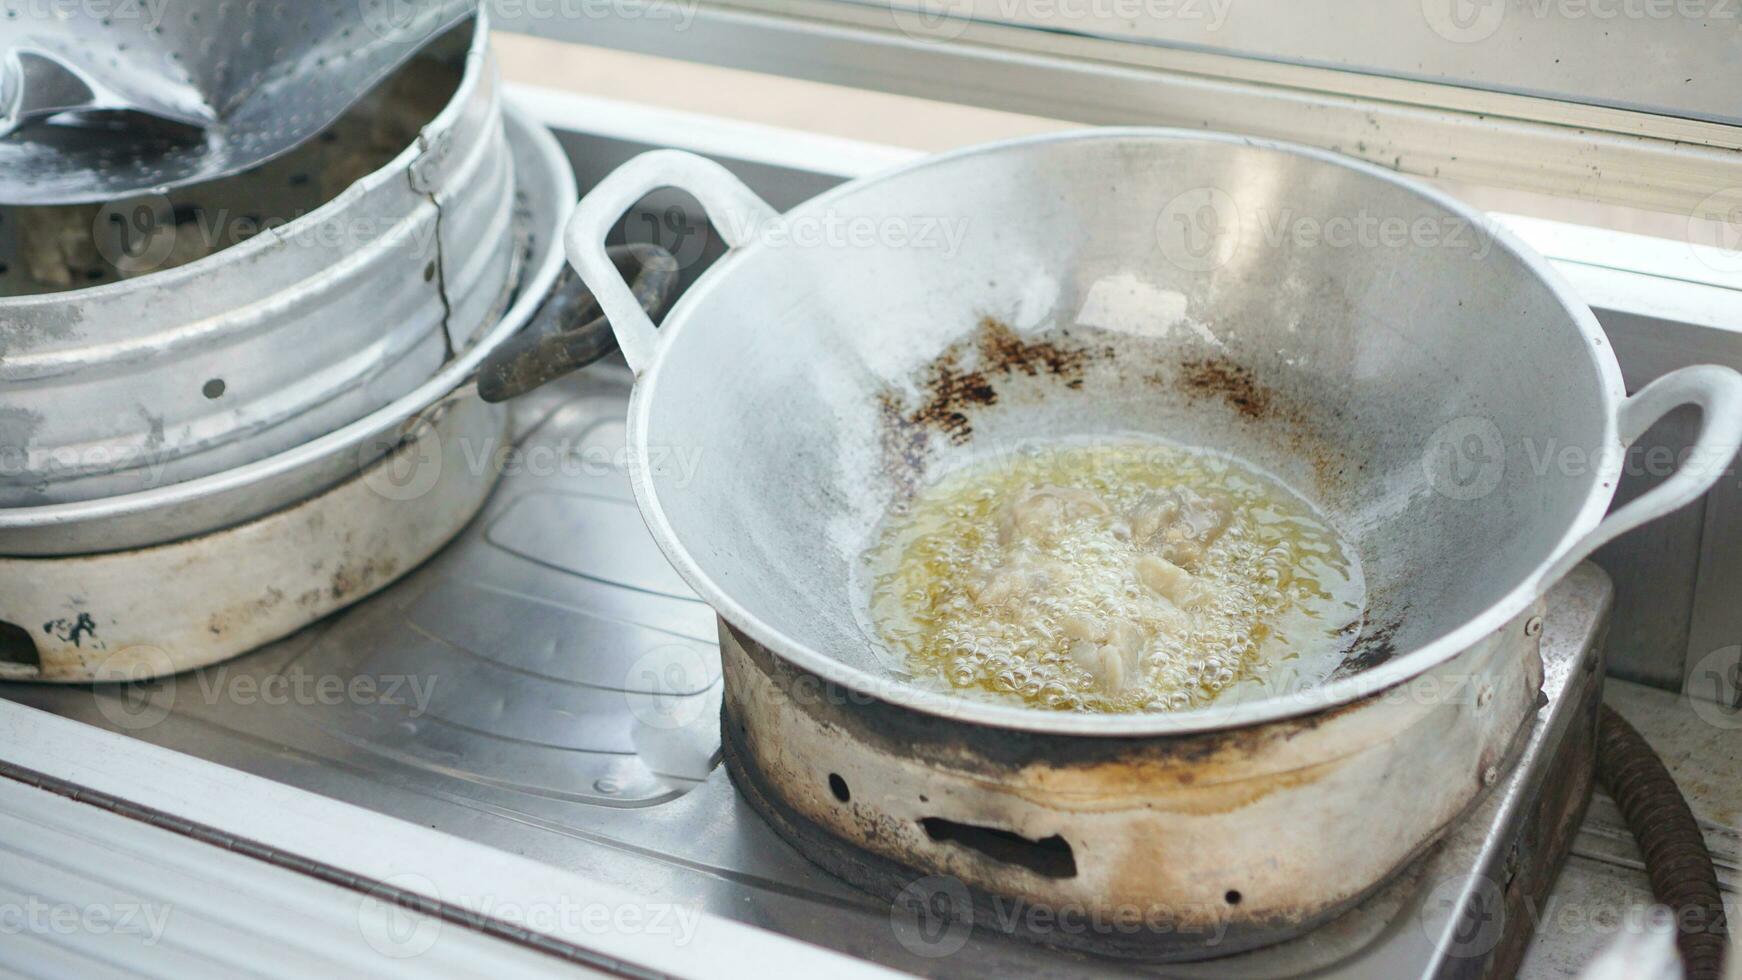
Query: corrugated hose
1594 703 1729 980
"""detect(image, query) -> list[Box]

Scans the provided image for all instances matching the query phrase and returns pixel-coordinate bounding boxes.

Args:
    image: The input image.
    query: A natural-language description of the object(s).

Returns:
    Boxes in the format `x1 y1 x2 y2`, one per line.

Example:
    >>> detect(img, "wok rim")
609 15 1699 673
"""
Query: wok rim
625 126 1626 736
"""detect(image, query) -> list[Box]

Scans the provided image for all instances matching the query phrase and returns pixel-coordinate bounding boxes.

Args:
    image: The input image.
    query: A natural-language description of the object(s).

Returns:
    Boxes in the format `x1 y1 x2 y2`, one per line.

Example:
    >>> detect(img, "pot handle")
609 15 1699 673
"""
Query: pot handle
1539 363 1742 588
564 150 781 376
475 244 680 402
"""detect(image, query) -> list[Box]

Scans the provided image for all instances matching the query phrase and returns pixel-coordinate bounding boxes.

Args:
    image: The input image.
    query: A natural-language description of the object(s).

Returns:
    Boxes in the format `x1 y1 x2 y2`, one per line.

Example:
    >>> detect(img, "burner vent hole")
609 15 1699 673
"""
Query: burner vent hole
828 773 850 803
919 817 1077 879
0 621 40 671
1225 890 1243 906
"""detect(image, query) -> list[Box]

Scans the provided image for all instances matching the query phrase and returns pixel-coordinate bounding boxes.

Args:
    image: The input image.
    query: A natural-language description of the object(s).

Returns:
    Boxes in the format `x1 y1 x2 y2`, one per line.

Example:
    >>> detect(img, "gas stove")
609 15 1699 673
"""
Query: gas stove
0 90 1622 978
0 356 1611 978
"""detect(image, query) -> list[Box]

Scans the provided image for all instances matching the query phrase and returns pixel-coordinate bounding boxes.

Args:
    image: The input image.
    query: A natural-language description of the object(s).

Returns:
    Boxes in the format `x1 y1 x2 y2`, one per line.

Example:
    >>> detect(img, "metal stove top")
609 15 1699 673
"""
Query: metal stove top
1 360 1614 978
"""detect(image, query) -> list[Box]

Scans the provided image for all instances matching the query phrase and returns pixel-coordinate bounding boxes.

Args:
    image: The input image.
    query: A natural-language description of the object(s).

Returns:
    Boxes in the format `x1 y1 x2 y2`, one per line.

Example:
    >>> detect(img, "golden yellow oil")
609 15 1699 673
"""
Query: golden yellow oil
860 437 1365 713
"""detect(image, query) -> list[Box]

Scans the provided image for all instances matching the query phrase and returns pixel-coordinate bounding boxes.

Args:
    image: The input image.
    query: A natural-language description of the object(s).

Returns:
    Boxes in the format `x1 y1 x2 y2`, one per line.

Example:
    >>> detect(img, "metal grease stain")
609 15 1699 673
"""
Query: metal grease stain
206 587 286 638
204 556 399 638
329 555 399 601
1170 354 1362 498
1332 614 1404 677
877 316 1095 491
1179 356 1280 421
43 612 97 647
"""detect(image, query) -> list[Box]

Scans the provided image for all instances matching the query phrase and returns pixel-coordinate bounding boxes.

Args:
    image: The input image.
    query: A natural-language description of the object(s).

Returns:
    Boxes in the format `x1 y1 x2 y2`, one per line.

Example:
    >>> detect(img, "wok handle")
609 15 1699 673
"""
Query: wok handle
1540 364 1742 588
564 150 780 375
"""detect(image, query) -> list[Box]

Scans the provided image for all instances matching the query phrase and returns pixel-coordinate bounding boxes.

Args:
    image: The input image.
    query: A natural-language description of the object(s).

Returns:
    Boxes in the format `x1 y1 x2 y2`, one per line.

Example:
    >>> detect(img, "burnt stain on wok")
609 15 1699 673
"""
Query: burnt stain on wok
1179 357 1277 421
1172 352 1369 498
973 315 1093 382
878 318 1347 488
877 316 1100 490
1333 614 1404 677
872 317 1374 682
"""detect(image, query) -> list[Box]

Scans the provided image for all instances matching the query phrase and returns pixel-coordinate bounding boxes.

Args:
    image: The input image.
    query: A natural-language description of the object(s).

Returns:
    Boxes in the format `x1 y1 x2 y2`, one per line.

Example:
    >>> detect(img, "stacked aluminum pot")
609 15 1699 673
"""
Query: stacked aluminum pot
0 14 577 681
0 19 515 521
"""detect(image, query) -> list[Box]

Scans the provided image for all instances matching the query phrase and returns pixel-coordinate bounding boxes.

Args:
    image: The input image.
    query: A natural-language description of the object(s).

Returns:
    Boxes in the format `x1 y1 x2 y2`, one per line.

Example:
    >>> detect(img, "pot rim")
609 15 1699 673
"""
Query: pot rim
624 126 1626 737
0 11 491 313
0 98 575 544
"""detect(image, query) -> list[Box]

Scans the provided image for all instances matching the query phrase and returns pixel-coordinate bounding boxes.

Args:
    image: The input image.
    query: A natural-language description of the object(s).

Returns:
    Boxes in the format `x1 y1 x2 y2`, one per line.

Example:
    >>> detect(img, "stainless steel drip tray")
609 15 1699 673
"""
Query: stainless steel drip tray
0 364 892 945
0 353 1615 977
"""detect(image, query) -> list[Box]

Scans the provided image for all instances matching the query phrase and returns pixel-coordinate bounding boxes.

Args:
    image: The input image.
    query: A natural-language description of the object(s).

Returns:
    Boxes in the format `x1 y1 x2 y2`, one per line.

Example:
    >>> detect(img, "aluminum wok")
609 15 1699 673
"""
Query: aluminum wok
555 131 1742 956
566 131 1742 737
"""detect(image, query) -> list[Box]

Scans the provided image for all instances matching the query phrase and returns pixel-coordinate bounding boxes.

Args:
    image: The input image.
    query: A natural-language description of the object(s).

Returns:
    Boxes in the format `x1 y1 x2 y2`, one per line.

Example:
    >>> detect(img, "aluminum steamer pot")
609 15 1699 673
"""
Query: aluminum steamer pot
566 134 1742 958
0 103 584 679
0 14 514 520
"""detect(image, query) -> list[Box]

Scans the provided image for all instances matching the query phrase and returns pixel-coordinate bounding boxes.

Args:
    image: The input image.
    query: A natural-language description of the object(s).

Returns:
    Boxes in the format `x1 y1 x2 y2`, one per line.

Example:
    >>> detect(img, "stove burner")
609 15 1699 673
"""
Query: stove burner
0 361 1611 975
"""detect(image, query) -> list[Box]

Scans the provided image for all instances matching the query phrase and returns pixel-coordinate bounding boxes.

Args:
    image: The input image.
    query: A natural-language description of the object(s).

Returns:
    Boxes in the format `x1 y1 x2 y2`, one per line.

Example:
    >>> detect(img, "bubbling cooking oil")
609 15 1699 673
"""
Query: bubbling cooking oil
861 437 1366 713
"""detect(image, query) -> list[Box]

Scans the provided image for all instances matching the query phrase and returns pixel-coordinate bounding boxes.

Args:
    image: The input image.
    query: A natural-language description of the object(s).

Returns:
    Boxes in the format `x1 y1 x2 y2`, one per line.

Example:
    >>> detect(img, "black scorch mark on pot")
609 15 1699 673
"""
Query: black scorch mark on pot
44 612 98 648
1332 615 1402 677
